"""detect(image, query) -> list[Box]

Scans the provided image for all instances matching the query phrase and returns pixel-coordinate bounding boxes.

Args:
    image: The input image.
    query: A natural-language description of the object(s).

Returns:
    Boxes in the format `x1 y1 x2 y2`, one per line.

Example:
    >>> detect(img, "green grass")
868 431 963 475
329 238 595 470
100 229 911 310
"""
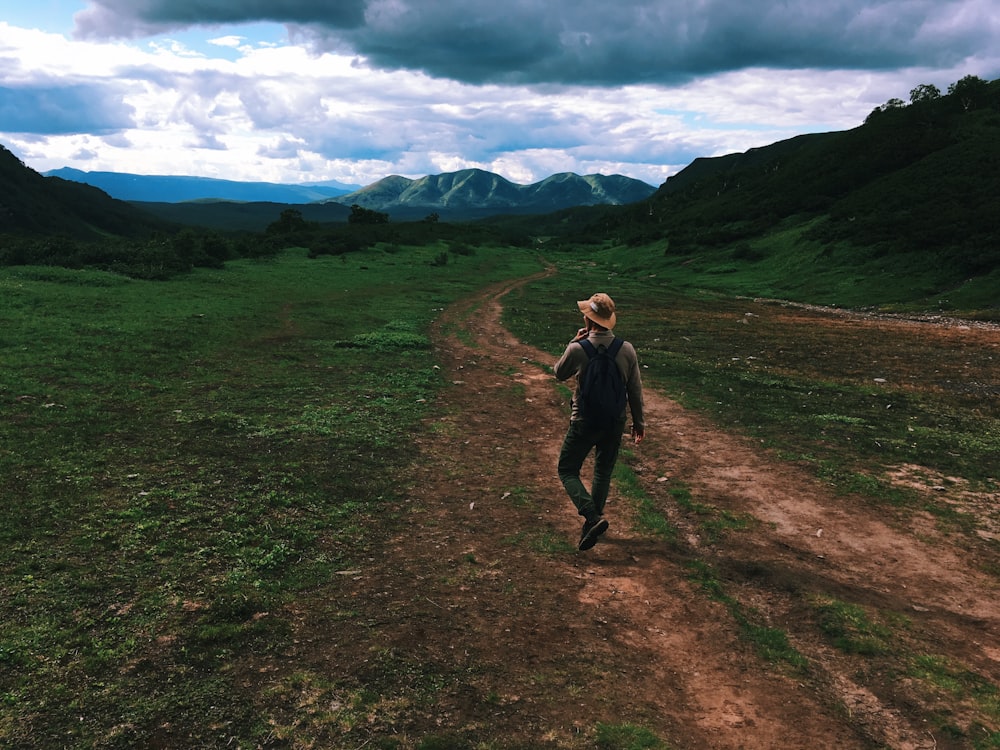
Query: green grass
684 560 808 672
595 722 671 749
613 451 677 541
807 595 1000 745
908 655 1000 746
551 220 981 311
666 483 753 544
503 527 578 555
812 596 898 656
0 243 541 747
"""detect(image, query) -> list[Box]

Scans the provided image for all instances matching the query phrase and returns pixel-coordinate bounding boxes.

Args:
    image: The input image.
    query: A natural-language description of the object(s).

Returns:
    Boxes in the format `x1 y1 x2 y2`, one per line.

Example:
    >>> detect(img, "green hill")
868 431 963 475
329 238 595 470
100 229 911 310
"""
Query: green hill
643 81 1000 275
0 145 168 239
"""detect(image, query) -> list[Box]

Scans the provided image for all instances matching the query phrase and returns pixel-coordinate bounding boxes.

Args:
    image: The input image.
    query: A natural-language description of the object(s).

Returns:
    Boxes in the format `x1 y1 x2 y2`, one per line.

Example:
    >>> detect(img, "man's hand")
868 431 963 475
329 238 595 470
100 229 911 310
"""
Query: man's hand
573 327 588 342
631 426 645 444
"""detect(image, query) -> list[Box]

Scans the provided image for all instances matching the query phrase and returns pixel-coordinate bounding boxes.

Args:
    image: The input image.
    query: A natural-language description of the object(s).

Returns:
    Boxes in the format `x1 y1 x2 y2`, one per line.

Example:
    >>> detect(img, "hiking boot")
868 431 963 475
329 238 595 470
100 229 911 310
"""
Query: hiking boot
578 518 609 551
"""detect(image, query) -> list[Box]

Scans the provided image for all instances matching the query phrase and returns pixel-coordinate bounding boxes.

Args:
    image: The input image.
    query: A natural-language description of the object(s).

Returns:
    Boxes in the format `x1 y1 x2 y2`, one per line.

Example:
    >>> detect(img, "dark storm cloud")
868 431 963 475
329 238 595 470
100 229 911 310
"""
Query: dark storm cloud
74 0 998 85
0 84 134 135
74 0 367 38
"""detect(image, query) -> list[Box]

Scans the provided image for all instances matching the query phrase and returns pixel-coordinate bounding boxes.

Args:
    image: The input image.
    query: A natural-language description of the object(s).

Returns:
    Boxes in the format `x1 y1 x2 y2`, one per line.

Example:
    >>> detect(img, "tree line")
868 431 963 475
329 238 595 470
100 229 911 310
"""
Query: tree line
866 75 996 121
0 204 513 279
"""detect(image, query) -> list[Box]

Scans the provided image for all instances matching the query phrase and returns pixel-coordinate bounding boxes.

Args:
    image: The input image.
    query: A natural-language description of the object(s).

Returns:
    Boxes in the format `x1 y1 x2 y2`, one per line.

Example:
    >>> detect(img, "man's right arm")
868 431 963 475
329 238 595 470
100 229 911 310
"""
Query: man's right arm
554 342 582 381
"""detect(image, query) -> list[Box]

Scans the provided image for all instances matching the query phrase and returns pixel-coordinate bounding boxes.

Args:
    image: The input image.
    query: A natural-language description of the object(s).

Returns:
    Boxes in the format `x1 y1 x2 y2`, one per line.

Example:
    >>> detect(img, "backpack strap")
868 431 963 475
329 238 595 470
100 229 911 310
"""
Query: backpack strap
578 337 623 358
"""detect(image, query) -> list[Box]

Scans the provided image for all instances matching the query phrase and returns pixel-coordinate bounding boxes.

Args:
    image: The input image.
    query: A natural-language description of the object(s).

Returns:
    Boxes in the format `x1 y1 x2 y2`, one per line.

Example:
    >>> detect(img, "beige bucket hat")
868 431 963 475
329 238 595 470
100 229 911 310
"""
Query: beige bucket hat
577 292 617 329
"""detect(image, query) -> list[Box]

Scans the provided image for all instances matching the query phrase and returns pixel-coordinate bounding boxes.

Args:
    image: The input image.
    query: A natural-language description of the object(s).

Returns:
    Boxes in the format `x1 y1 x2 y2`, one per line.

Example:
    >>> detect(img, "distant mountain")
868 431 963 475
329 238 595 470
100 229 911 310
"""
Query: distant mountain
0 145 167 238
40 166 654 222
43 168 360 204
330 169 657 220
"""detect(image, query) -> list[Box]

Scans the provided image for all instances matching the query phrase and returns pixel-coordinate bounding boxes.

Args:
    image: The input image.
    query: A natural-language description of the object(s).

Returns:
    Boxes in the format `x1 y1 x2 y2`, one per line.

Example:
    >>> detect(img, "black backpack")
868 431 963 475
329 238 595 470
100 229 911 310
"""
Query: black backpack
577 337 626 429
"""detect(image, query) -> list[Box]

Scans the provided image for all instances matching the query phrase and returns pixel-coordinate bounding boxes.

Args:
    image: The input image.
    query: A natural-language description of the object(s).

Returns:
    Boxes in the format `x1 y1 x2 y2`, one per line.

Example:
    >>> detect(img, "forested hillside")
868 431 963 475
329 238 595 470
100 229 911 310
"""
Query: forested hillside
582 75 1000 279
0 146 167 239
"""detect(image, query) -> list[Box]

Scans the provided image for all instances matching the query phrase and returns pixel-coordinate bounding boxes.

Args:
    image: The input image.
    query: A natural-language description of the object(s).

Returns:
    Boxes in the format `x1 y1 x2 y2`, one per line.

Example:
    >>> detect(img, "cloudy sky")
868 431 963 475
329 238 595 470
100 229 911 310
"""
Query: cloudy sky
2 0 998 188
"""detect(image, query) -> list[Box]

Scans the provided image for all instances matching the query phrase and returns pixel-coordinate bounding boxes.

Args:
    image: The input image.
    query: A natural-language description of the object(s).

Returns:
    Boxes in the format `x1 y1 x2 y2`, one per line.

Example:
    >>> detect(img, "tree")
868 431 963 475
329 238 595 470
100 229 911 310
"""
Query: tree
947 74 989 111
172 229 197 266
909 83 941 104
200 233 231 266
266 208 309 234
866 98 906 123
348 204 389 225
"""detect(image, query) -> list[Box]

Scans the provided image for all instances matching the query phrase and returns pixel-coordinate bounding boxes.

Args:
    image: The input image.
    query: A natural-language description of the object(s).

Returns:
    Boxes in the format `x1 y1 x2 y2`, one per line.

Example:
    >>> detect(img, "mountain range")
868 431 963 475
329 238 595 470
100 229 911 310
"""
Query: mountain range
38 166 656 224
42 168 359 204
330 170 657 220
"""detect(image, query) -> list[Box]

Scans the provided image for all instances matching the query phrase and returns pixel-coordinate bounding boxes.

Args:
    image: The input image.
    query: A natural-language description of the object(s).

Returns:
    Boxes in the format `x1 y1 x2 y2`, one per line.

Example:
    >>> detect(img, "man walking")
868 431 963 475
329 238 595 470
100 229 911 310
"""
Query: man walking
554 292 645 550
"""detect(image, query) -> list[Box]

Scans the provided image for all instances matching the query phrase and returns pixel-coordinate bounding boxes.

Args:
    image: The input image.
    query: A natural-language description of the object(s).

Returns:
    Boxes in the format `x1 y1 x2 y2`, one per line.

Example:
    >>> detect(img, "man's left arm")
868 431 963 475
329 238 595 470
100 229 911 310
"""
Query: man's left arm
625 343 645 442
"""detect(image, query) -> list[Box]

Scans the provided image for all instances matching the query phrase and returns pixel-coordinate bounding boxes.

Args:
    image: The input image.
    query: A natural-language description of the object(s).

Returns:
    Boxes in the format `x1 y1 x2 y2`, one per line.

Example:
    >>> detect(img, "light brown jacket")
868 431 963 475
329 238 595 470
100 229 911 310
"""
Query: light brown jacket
554 329 645 431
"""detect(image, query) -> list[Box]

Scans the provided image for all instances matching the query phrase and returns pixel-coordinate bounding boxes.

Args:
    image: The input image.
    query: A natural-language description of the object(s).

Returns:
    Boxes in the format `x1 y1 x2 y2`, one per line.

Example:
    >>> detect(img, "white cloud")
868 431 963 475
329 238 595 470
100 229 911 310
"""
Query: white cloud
209 35 246 48
2 3 998 188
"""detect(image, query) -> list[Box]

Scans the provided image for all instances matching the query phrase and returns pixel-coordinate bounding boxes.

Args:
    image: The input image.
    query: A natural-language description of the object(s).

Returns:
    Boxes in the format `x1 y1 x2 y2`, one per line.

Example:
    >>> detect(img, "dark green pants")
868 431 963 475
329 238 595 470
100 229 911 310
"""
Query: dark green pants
557 417 627 523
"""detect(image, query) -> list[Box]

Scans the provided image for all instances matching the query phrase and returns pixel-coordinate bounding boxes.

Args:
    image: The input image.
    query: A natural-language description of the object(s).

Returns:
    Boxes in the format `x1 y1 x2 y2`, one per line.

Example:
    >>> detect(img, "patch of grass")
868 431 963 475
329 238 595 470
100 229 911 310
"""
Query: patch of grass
686 560 809 673
974 733 1000 750
812 596 898 656
261 670 376 745
741 622 807 668
805 595 1000 743
811 462 915 506
530 529 578 555
500 486 535 509
346 319 431 350
908 654 1000 744
595 721 671 749
553 381 574 405
668 483 754 543
502 528 576 556
614 451 677 541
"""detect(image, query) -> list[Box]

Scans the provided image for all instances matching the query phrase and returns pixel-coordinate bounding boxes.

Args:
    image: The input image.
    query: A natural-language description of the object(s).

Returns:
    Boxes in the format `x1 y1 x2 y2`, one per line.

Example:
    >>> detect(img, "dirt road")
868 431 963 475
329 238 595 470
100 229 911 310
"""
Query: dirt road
316 271 1000 749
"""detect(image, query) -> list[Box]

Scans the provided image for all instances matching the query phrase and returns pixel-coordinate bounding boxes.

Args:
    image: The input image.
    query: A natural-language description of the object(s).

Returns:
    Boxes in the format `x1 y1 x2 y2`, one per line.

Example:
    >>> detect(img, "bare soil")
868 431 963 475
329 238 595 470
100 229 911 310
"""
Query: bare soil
298 271 1000 749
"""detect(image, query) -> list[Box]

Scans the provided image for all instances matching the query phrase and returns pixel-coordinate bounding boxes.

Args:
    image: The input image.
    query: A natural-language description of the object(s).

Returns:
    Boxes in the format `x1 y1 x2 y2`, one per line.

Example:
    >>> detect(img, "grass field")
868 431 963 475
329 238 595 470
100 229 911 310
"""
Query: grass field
3 239 999 748
0 244 541 748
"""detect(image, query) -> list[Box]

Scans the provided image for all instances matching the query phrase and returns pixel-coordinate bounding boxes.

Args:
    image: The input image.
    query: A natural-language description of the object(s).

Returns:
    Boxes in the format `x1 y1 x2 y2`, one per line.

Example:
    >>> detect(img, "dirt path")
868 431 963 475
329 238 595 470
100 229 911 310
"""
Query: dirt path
315 270 1000 749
